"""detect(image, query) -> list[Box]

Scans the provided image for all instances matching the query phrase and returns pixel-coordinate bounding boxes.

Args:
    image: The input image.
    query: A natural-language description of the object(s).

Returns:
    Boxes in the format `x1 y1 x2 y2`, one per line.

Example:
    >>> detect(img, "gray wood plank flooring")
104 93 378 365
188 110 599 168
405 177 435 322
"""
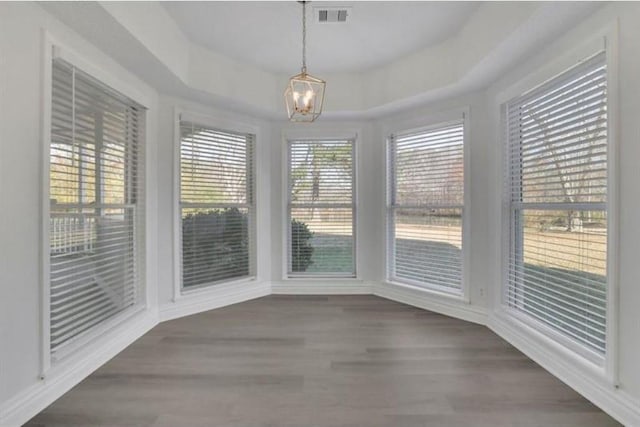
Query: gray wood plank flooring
25 295 622 427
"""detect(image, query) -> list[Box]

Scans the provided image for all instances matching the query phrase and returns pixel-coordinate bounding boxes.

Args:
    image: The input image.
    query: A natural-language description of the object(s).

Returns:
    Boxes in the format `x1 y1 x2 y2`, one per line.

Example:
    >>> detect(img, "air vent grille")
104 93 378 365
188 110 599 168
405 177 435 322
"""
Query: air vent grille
316 7 350 23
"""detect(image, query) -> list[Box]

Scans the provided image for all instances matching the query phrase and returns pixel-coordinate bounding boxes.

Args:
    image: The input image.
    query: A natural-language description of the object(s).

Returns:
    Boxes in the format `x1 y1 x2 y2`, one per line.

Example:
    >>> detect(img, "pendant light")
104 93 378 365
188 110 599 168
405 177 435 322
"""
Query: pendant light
284 1 326 122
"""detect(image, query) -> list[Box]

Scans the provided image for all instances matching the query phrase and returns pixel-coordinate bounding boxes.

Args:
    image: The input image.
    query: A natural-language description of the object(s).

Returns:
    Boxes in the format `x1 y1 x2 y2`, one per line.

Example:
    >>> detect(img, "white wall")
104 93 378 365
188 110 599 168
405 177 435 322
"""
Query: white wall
0 2 159 423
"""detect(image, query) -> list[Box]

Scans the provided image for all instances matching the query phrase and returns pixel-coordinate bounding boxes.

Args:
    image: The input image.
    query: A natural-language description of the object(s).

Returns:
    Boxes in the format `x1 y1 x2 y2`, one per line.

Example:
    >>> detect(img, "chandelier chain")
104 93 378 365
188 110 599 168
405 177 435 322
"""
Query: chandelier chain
302 0 307 73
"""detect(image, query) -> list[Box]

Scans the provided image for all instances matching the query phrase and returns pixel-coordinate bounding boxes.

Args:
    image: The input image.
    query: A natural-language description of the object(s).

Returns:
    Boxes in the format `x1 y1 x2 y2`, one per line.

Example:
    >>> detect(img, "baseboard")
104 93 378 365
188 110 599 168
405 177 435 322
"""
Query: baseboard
270 280 374 295
0 310 158 427
374 281 488 325
489 311 640 426
159 280 271 322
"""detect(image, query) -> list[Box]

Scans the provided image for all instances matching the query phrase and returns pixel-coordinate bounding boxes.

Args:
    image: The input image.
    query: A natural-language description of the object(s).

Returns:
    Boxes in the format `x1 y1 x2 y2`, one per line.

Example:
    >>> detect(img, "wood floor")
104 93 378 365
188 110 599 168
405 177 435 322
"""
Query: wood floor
26 295 621 427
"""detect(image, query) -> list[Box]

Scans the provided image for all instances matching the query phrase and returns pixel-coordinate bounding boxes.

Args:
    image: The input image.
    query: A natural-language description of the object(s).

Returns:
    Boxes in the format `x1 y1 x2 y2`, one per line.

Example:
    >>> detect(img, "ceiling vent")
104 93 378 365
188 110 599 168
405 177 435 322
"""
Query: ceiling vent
315 7 351 23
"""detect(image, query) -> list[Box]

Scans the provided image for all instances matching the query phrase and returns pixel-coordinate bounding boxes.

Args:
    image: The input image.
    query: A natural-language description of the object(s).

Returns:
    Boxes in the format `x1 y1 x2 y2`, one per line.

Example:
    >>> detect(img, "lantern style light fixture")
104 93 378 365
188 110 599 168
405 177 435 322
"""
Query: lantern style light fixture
284 1 326 122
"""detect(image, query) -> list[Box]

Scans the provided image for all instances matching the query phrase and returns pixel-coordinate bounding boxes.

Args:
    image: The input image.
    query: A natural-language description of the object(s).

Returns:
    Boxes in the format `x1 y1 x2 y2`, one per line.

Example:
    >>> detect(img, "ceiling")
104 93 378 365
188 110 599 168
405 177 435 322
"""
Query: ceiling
162 1 481 74
38 1 604 118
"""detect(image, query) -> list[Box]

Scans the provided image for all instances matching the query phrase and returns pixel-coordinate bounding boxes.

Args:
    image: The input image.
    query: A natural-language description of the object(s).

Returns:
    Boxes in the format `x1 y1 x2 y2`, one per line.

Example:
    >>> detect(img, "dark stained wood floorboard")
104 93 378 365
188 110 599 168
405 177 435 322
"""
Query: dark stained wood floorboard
25 295 622 427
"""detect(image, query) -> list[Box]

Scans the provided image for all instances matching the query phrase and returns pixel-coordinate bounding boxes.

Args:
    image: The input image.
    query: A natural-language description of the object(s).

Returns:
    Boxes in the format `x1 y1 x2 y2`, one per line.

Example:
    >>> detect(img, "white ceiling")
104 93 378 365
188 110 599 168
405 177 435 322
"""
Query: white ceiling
38 1 604 118
162 1 481 74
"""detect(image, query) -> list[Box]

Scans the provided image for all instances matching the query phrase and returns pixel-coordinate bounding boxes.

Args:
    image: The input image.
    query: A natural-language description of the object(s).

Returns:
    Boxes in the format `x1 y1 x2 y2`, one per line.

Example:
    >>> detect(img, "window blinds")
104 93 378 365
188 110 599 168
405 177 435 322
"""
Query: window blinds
288 139 355 277
505 52 608 354
388 122 464 292
49 59 145 358
179 121 255 289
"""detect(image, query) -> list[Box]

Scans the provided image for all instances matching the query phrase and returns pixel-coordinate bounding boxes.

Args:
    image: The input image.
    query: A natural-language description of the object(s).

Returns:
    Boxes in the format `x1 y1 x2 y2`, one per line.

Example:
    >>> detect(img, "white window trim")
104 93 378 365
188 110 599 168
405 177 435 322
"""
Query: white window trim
383 107 471 303
496 28 619 383
40 32 152 377
281 129 360 281
172 108 260 301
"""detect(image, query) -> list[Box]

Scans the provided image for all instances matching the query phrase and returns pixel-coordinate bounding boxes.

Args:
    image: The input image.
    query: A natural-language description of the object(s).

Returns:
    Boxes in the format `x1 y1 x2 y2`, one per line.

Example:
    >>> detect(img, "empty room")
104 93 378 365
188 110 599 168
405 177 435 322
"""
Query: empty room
1 1 640 426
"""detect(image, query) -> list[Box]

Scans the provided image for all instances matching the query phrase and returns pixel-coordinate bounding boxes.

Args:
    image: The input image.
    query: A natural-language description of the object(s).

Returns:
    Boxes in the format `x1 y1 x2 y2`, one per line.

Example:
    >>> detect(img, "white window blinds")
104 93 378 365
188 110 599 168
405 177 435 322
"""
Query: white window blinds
287 139 355 277
388 121 464 293
179 121 255 289
49 58 145 358
505 52 608 355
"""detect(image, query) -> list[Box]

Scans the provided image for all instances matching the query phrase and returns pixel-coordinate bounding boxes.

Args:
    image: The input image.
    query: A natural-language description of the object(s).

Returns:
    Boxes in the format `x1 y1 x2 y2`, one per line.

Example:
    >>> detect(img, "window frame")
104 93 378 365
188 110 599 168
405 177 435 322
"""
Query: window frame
41 39 151 373
499 48 618 367
384 109 471 301
283 134 358 280
172 110 258 298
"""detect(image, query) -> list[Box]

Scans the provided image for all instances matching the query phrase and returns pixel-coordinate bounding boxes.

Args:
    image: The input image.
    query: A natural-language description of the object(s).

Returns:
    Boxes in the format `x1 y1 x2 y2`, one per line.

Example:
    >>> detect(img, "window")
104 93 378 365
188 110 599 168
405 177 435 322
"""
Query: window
49 58 145 358
387 120 465 293
179 120 255 289
287 139 355 277
505 52 608 355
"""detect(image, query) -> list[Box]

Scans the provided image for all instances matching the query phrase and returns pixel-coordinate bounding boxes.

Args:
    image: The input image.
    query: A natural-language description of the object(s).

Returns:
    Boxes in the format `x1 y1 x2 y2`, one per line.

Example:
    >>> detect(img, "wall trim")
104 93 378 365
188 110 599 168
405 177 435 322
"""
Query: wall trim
0 311 158 427
160 280 270 322
271 280 374 295
488 311 640 427
374 281 487 325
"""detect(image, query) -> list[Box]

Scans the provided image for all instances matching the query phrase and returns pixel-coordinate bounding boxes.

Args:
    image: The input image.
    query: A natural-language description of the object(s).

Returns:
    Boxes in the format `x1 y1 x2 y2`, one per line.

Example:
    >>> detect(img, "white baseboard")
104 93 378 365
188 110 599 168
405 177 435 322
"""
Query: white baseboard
489 311 640 427
271 280 374 295
0 310 158 427
159 280 271 322
374 281 488 325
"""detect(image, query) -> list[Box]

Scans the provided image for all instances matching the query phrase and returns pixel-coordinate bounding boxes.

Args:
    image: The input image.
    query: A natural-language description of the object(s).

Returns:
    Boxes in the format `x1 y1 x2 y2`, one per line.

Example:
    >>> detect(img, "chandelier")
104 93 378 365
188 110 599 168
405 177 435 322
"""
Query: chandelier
284 1 326 122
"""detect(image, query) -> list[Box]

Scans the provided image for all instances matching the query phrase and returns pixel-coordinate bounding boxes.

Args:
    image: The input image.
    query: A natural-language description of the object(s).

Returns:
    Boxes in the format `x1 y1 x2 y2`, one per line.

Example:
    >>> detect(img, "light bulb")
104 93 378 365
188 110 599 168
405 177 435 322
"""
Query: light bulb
303 90 314 108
